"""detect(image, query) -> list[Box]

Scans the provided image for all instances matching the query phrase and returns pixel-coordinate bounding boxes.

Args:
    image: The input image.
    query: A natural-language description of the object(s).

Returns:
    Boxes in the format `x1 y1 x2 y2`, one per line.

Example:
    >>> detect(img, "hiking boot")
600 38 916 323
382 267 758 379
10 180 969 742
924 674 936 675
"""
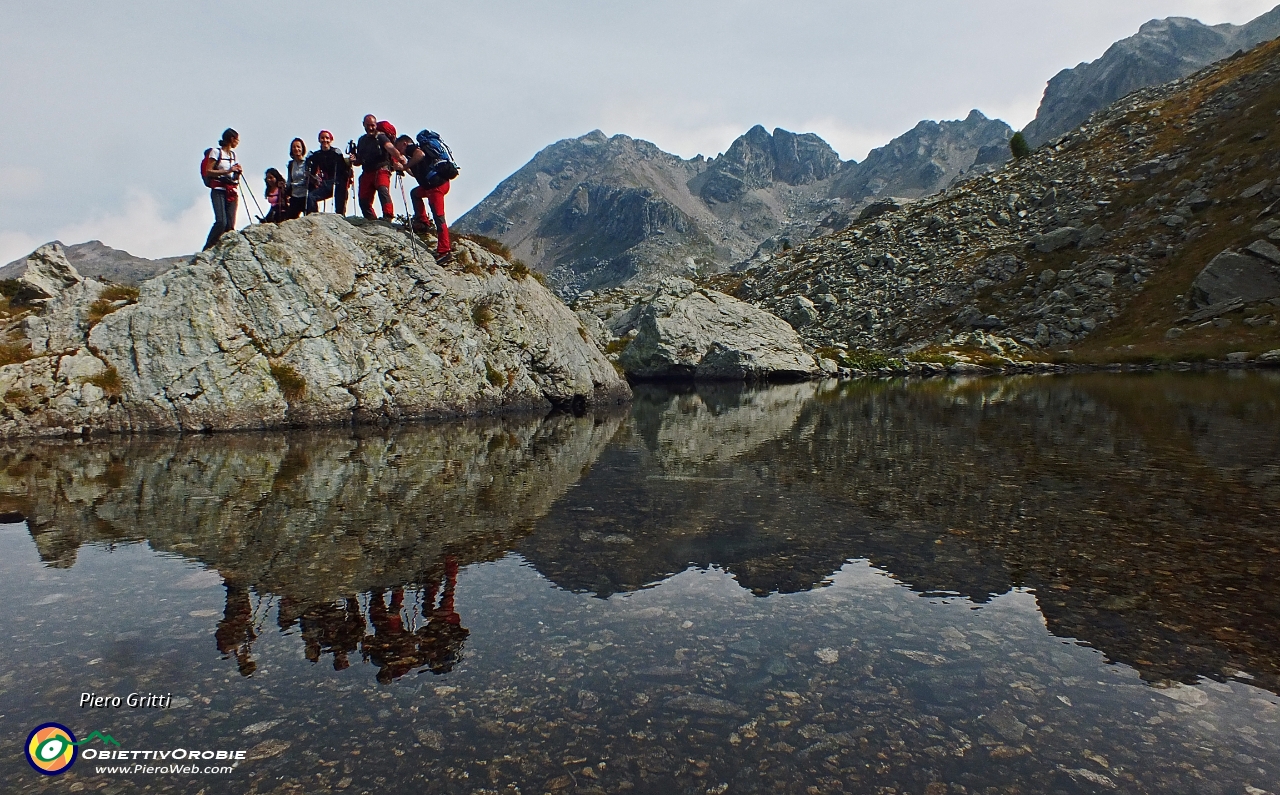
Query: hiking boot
433 250 454 265
410 217 436 234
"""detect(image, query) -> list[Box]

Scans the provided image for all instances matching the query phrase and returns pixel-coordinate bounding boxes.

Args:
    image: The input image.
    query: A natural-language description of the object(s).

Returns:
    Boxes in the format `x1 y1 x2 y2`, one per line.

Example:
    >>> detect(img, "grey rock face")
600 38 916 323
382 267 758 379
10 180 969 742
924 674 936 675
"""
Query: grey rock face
616 279 818 381
1031 227 1083 253
1 240 186 286
1191 250 1280 308
1022 6 1280 146
0 216 629 438
8 243 85 303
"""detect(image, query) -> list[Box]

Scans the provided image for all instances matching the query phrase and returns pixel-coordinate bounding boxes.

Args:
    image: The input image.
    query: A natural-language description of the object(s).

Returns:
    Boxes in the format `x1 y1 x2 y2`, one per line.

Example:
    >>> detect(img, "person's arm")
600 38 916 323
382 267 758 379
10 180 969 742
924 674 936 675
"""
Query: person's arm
207 153 242 179
380 135 406 170
405 149 427 170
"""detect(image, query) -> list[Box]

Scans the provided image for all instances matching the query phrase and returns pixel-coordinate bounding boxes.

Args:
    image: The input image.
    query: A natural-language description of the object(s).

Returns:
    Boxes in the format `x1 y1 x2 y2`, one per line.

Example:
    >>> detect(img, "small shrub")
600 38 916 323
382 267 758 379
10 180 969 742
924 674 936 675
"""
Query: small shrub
85 366 122 396
1009 132 1030 159
508 259 537 280
458 234 512 259
472 302 495 328
269 362 307 401
485 362 506 388
604 338 631 355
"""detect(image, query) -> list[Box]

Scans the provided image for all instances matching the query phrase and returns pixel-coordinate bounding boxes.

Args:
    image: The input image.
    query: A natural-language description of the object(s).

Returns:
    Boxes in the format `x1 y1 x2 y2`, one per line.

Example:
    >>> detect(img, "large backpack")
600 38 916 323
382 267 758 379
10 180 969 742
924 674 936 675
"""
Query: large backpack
415 130 459 180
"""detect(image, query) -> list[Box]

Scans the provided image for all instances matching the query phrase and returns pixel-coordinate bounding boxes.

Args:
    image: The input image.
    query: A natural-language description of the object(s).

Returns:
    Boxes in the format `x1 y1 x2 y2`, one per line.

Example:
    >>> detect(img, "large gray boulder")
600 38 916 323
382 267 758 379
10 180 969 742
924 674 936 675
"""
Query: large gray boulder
8 243 86 303
616 278 819 381
1190 249 1280 308
0 215 630 437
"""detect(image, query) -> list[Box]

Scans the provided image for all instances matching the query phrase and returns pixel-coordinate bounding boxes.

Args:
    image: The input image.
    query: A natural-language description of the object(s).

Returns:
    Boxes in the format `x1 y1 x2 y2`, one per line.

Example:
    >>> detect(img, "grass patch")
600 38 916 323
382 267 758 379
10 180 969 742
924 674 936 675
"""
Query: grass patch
841 349 895 370
577 326 589 342
0 280 22 299
907 350 959 366
0 341 32 367
84 366 122 396
87 285 141 326
507 258 547 286
458 234 512 259
269 362 307 402
604 337 631 355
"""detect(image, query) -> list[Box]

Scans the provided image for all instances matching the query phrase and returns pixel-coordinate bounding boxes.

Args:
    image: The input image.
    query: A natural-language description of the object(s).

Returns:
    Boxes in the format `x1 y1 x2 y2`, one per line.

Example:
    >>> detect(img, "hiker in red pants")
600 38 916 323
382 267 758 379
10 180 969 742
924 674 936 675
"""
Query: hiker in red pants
395 130 460 264
351 116 402 219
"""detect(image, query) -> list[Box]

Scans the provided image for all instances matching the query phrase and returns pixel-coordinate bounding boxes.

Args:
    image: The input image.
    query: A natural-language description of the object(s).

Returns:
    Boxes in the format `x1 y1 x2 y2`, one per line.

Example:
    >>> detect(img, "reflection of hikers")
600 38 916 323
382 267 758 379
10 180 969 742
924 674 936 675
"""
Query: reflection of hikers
417 555 469 674
201 129 243 250
352 116 402 220
214 580 257 677
300 597 366 671
304 131 350 214
395 130 459 264
261 168 287 223
362 588 418 684
281 138 309 221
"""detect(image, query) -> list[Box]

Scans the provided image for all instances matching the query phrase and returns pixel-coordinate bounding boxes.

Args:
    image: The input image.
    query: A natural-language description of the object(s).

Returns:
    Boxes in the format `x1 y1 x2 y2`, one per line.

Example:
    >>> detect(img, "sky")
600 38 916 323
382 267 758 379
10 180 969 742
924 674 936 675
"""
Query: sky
1 0 1277 265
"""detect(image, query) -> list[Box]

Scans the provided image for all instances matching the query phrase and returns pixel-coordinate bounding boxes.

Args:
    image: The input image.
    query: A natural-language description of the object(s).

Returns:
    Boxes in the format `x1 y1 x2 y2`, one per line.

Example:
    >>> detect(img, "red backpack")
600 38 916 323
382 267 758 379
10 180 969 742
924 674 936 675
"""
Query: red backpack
200 148 216 188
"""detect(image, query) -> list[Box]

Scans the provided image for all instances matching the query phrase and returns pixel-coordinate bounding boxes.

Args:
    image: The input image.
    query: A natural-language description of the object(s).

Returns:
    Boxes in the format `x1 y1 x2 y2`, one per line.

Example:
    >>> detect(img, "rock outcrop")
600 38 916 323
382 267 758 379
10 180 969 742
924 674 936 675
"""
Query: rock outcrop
1 239 187 286
457 115 1012 297
1022 5 1280 146
0 215 629 437
614 279 818 381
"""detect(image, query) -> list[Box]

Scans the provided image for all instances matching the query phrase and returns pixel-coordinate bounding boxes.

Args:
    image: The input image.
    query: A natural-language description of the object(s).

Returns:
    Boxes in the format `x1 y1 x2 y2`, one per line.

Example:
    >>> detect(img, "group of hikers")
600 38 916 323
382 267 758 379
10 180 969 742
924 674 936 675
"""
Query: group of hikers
201 115 459 264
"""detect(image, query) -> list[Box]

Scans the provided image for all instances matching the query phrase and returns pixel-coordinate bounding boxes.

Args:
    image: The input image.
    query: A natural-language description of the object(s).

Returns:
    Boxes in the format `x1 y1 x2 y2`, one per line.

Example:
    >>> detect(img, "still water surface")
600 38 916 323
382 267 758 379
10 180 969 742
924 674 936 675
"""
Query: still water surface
1 373 1278 794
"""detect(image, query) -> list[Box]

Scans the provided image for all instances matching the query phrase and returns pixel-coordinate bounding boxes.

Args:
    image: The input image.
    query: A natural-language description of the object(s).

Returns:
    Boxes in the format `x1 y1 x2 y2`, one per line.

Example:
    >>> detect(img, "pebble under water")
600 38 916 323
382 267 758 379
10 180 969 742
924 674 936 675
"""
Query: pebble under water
1 372 1278 794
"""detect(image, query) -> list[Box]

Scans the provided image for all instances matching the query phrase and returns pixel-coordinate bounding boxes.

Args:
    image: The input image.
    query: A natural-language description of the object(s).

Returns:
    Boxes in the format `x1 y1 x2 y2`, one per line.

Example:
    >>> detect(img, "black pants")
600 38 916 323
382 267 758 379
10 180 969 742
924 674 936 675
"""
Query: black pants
204 190 238 250
280 193 306 221
307 178 349 215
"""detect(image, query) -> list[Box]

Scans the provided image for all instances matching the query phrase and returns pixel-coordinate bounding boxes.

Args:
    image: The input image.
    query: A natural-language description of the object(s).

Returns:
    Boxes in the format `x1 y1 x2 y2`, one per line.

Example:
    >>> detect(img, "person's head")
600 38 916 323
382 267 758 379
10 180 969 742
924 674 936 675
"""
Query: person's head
363 115 377 134
290 138 306 159
318 130 334 150
220 128 239 149
394 134 413 154
265 168 284 188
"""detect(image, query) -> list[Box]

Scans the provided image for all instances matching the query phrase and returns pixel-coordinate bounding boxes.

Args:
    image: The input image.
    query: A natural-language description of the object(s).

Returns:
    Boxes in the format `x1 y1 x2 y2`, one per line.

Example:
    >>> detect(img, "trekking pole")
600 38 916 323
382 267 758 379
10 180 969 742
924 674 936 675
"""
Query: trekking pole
239 174 265 222
396 173 422 265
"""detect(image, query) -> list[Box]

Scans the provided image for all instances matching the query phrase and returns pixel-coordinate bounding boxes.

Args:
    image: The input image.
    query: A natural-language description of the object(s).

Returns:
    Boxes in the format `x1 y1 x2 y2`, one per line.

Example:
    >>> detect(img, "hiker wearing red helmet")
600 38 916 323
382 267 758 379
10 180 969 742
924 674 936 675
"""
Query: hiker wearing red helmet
351 115 403 220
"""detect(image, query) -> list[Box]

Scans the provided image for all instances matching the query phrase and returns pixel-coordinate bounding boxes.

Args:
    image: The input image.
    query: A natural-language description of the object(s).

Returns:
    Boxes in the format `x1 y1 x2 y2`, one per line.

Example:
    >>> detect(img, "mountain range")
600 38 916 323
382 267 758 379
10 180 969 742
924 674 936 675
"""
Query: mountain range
458 4 1280 297
0 240 185 285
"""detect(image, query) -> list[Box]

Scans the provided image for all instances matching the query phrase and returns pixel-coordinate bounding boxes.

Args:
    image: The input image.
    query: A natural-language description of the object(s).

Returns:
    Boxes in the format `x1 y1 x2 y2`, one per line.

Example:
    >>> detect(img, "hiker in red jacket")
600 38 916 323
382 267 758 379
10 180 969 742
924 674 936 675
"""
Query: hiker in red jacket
394 131 458 264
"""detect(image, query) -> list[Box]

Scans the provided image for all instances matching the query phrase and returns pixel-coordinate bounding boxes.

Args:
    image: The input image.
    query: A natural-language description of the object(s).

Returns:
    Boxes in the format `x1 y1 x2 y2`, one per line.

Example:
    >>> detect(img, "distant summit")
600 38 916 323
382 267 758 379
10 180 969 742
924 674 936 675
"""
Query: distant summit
457 114 1011 296
1022 5 1280 146
0 240 186 285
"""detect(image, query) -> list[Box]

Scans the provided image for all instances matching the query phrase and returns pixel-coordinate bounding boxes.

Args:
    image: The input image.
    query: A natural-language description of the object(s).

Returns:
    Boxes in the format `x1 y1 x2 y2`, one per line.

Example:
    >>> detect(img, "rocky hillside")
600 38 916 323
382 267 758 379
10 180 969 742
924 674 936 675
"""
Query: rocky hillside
1 240 186 285
456 114 1012 296
0 216 629 437
726 36 1280 367
1022 5 1280 146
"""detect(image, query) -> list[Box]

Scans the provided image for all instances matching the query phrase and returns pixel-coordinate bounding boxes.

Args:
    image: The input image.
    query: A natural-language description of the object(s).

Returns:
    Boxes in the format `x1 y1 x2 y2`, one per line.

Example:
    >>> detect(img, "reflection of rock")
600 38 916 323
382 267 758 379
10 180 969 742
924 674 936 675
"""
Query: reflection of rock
0 216 629 437
0 409 624 597
630 382 819 474
617 278 818 381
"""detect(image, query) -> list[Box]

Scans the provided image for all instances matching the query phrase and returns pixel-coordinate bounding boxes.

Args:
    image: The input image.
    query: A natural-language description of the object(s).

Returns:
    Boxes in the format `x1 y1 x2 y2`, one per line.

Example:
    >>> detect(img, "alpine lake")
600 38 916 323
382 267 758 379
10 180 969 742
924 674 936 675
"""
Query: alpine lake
1 372 1278 795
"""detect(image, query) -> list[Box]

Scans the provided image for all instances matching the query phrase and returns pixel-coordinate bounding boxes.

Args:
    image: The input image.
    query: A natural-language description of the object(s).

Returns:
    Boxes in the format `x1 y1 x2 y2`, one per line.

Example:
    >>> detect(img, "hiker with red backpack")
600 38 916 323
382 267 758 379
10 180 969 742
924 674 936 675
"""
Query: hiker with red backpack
201 128 243 250
394 129 460 264
351 116 403 220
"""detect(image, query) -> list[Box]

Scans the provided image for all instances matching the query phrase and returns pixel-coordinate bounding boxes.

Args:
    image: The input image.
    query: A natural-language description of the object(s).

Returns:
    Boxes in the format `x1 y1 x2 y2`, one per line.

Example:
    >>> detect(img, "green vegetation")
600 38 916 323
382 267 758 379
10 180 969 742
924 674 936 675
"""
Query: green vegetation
485 362 506 388
1009 132 1030 159
84 365 122 396
269 363 307 402
471 302 495 329
604 337 631 355
0 340 32 367
0 280 21 299
87 285 140 326
458 233 512 259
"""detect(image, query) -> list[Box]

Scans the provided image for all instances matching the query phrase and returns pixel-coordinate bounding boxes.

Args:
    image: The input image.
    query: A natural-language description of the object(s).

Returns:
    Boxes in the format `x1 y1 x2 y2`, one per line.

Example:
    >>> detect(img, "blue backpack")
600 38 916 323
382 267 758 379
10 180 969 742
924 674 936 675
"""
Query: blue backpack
415 130 459 180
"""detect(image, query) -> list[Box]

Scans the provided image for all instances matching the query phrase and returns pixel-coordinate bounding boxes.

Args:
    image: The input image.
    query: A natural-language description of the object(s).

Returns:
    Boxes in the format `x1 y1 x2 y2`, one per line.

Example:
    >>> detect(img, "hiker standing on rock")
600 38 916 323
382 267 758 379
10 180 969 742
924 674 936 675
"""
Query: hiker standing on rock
305 130 350 214
351 115 402 220
282 138 309 221
202 128 242 250
395 130 459 263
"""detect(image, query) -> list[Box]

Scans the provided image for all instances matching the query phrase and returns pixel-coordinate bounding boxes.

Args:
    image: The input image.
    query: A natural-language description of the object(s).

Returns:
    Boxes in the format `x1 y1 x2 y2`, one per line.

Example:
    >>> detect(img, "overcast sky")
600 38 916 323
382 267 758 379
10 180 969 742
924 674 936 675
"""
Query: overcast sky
1 0 1276 265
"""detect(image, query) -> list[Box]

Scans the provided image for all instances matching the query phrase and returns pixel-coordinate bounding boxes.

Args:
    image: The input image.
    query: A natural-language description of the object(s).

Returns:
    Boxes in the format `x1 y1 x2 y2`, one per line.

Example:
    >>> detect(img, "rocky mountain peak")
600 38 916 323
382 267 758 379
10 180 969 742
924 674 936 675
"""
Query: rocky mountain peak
700 126 843 203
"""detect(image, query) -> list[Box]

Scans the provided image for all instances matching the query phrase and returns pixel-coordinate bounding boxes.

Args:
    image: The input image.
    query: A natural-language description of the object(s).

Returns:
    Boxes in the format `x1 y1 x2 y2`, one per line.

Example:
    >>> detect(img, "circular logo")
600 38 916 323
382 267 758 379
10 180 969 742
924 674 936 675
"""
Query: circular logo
25 723 77 775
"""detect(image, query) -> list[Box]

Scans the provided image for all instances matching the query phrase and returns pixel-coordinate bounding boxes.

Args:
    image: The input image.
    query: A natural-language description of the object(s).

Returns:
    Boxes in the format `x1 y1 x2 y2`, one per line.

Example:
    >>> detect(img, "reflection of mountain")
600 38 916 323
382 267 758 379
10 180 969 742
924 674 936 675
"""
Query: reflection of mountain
521 374 1280 694
0 411 623 679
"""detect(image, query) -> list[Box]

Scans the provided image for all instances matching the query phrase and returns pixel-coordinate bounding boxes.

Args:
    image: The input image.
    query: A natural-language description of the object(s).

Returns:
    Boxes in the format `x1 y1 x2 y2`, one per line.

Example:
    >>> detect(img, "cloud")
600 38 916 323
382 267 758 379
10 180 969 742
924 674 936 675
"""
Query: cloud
0 190 216 267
